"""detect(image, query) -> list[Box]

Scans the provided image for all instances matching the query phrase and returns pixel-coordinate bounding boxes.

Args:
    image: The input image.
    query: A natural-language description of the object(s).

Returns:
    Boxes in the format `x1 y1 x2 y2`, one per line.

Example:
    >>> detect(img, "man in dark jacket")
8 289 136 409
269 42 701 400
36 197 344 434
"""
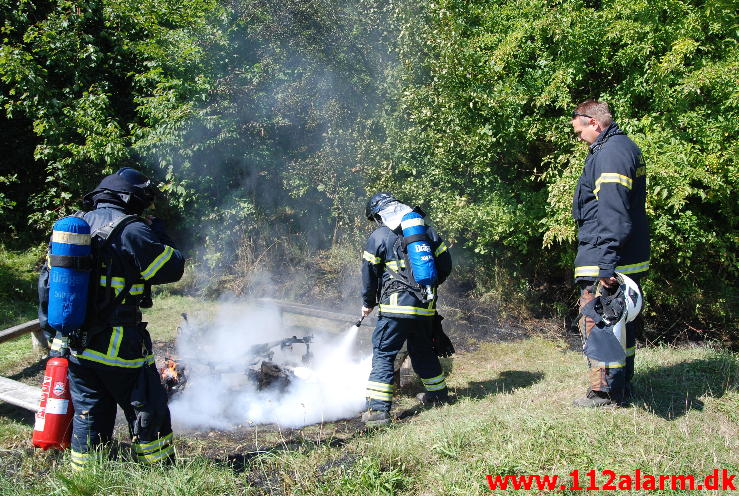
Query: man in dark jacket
360 193 453 426
570 100 650 407
40 167 185 469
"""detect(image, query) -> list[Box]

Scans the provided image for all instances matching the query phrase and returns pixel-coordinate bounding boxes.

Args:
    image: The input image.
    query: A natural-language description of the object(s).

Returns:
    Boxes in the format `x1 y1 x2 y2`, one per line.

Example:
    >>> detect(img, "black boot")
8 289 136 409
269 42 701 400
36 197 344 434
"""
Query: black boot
572 390 618 408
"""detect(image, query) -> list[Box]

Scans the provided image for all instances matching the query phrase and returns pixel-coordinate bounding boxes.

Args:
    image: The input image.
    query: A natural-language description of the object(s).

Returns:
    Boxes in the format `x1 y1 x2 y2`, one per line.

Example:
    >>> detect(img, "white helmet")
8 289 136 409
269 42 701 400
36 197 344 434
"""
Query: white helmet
615 272 642 322
602 272 643 351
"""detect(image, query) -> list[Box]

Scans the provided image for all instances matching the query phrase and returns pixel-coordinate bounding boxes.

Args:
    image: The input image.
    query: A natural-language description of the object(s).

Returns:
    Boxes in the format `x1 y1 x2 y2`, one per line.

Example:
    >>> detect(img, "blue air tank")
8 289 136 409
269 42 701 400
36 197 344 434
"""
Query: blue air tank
47 216 91 334
400 211 437 287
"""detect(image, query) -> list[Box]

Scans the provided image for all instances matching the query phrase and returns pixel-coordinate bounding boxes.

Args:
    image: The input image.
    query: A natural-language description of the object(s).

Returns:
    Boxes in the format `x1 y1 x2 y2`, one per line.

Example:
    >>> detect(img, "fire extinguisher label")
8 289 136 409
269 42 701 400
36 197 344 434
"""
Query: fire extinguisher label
45 398 69 415
34 416 45 431
53 381 65 396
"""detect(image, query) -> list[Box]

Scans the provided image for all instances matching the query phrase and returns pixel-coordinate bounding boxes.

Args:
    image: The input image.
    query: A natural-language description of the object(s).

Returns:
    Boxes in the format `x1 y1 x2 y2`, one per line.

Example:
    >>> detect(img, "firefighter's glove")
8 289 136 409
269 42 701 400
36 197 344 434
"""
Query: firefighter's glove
49 332 70 358
431 314 455 358
131 402 157 441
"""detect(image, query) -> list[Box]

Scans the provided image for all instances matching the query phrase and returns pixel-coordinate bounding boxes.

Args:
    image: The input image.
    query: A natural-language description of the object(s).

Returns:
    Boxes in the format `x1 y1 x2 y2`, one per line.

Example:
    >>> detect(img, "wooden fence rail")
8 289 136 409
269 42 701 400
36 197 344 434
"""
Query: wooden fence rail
0 319 49 353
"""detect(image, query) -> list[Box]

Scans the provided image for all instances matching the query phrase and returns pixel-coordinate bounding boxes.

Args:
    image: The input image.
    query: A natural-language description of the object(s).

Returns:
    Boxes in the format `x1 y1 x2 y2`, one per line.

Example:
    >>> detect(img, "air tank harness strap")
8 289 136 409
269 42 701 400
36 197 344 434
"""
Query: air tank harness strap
49 254 94 270
401 232 429 248
383 265 427 302
109 305 143 326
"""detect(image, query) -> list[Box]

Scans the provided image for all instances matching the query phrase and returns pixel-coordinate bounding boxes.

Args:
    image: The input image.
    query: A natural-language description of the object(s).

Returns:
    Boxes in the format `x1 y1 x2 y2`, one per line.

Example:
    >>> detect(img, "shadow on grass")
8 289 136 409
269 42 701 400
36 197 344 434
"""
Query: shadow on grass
392 370 544 423
633 353 738 420
7 358 46 382
0 402 35 425
454 370 545 400
214 432 358 476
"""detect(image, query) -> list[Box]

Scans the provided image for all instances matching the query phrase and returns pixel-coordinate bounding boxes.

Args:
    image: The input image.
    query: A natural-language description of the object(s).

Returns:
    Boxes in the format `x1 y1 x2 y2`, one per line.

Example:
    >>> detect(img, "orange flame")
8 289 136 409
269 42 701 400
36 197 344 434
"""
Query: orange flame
160 358 181 384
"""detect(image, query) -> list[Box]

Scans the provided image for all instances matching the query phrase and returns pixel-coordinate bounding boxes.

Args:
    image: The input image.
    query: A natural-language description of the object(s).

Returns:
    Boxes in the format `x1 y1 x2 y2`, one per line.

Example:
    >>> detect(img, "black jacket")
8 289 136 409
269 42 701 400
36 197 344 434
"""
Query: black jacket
572 123 650 280
41 204 184 368
362 224 452 319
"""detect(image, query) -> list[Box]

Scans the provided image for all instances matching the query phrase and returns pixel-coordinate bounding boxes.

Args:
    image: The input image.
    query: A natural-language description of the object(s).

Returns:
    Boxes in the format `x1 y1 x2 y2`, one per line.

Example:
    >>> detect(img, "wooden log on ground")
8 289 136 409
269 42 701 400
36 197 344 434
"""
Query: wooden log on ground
0 376 40 412
257 298 377 326
0 319 40 344
0 319 49 353
256 298 375 326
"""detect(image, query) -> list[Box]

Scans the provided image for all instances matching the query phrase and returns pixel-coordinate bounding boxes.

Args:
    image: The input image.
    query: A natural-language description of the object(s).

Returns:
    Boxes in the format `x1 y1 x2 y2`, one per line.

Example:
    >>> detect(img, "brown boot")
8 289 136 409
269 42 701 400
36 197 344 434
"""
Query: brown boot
361 410 391 427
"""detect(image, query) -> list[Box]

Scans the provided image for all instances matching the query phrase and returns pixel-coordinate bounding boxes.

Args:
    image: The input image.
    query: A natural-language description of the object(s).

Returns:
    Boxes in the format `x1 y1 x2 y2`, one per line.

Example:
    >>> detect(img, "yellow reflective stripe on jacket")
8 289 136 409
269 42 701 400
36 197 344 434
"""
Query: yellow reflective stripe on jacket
574 260 649 278
141 245 175 281
99 276 145 295
380 292 435 316
363 251 382 265
616 260 649 274
593 173 633 199
574 266 599 278
379 304 436 316
106 326 124 357
625 346 636 357
434 242 448 257
385 260 406 271
52 231 90 245
74 349 154 368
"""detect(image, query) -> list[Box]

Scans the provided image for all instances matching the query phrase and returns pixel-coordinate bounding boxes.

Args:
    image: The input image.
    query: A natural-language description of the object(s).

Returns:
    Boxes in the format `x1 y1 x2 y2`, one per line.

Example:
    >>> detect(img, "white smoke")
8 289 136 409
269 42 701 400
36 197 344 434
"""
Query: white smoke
169 300 371 430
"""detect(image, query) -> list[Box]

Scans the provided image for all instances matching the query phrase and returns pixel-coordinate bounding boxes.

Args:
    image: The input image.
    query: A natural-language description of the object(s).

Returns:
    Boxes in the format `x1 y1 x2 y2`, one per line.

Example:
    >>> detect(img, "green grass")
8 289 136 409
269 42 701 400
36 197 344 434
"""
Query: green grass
1 295 737 495
0 243 45 328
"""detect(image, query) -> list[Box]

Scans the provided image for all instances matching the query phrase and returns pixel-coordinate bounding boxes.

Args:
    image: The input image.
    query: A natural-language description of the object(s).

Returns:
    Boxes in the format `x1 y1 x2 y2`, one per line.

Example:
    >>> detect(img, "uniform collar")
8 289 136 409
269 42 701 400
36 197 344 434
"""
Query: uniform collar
589 122 623 154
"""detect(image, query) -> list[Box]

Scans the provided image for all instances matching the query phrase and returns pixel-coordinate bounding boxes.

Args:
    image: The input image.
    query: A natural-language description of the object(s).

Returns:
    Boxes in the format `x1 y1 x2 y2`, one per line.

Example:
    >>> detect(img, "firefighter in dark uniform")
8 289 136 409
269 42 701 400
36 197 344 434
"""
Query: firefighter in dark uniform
43 168 185 469
570 100 650 407
360 193 453 426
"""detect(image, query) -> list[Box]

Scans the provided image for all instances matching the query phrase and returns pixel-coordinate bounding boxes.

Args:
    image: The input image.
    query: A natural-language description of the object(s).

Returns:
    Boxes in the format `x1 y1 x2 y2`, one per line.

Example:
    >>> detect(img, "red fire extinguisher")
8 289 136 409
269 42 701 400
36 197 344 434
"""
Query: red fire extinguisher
32 357 74 450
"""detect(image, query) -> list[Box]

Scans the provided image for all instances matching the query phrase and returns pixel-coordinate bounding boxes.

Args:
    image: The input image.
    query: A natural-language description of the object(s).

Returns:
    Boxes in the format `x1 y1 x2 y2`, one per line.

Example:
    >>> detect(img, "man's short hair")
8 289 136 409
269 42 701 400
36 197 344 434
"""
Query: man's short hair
574 99 613 127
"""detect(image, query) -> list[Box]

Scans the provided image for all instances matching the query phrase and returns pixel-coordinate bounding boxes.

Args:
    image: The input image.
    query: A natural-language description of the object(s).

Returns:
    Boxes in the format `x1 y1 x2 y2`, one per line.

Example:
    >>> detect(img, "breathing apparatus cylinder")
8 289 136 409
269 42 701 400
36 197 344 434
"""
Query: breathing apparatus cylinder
47 216 92 334
32 357 74 450
401 211 437 301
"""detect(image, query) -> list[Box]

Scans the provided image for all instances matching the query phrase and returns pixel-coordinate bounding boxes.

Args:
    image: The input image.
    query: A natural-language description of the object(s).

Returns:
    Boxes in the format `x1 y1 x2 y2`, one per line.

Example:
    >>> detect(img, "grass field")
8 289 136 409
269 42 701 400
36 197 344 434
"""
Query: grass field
0 292 736 495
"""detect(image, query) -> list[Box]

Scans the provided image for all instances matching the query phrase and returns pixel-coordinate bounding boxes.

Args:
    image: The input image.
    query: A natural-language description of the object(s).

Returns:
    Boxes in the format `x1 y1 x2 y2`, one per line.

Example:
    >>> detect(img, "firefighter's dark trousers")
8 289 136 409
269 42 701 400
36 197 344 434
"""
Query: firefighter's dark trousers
67 362 174 470
366 316 448 412
578 276 642 401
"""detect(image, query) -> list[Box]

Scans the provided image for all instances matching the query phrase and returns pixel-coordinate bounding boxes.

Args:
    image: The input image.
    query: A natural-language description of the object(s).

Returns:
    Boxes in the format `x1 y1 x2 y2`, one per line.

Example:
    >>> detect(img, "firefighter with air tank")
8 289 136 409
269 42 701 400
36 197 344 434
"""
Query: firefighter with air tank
360 193 453 426
38 168 184 469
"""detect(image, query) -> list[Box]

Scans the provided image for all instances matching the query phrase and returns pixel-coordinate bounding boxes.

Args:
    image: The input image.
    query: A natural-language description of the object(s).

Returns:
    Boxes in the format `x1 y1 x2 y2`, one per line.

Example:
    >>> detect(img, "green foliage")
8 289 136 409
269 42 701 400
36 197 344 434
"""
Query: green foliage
365 0 738 334
0 243 45 328
0 0 222 229
0 0 736 334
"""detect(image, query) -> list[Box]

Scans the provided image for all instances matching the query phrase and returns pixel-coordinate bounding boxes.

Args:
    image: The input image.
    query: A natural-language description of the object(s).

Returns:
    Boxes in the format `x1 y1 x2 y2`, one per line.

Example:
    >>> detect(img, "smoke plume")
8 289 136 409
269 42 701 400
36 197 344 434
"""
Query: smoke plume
169 300 371 430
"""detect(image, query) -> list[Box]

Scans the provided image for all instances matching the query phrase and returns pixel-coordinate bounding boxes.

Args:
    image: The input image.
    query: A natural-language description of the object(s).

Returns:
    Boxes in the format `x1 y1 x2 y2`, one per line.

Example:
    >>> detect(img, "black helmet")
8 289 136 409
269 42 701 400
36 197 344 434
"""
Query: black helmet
82 167 158 214
365 192 397 220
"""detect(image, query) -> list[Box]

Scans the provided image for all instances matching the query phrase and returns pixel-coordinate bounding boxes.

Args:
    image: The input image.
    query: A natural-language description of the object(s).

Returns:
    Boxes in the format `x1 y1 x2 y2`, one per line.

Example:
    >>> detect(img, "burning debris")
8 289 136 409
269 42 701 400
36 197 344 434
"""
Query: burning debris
160 358 187 396
160 312 324 397
159 334 315 397
165 305 372 429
